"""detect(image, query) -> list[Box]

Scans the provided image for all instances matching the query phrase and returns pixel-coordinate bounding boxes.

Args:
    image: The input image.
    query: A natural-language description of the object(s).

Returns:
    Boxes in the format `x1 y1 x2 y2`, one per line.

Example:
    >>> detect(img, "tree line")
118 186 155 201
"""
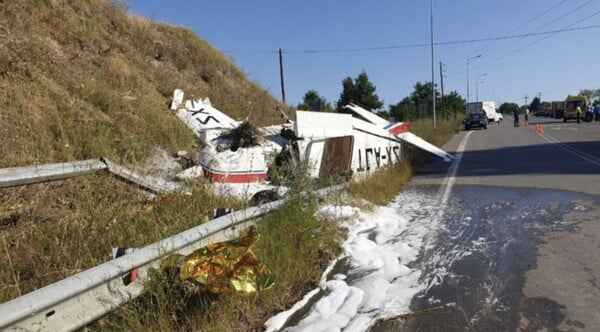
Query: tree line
296 70 599 119
295 70 465 122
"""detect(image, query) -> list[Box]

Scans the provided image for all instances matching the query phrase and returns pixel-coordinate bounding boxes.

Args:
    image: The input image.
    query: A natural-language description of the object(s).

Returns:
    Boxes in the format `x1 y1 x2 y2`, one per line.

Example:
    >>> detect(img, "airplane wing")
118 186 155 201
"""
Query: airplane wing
171 89 240 138
344 103 454 162
345 103 389 126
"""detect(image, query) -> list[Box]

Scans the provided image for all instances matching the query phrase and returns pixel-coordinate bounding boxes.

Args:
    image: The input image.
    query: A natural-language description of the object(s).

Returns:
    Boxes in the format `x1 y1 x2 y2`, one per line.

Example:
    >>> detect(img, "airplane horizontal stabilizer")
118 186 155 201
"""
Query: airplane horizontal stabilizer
344 103 453 162
396 132 454 162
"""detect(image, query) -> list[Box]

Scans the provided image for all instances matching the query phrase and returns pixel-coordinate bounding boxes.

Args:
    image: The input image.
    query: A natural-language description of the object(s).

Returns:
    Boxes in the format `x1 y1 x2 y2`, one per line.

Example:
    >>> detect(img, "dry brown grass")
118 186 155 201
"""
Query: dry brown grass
349 161 414 205
0 0 284 305
0 0 284 168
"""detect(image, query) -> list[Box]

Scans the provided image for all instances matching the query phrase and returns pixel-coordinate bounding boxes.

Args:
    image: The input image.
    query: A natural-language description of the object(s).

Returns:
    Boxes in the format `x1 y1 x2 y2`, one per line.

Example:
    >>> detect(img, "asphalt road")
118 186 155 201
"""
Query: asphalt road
416 116 600 195
373 116 600 331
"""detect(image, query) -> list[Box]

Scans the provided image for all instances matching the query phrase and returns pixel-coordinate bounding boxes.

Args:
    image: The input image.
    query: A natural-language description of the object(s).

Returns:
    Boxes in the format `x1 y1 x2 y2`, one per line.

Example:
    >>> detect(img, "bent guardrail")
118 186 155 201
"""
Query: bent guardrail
0 185 344 331
0 159 108 188
0 158 179 193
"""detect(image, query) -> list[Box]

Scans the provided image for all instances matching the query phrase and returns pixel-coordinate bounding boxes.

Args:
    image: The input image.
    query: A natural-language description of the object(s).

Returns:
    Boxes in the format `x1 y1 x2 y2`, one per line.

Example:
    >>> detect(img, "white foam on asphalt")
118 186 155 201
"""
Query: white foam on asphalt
265 132 473 332
264 192 444 331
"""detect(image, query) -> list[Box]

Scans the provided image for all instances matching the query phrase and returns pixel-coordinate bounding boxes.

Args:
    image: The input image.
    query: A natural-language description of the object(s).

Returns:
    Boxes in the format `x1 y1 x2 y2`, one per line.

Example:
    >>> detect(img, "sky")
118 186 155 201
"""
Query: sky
125 0 600 110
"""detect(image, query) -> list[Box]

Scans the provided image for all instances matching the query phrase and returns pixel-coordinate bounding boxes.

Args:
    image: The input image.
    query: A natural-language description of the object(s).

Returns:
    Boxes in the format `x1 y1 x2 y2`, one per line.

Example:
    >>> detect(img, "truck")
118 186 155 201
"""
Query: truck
467 101 501 122
563 95 588 122
551 101 564 119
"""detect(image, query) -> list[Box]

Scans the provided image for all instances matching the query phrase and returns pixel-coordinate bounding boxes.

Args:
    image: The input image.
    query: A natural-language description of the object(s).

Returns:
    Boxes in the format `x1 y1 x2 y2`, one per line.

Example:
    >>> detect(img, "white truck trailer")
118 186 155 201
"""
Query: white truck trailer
467 101 501 122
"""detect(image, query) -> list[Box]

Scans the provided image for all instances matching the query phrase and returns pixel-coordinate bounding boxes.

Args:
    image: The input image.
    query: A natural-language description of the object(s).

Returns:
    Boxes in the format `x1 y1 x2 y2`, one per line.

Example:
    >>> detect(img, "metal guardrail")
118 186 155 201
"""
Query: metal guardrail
0 159 108 188
99 157 179 194
0 184 345 331
0 158 179 193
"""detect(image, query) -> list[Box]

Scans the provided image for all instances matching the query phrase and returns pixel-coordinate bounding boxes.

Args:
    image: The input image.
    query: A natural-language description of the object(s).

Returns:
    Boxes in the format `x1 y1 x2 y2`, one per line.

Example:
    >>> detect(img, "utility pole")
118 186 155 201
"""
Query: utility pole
279 48 286 105
439 62 445 120
466 55 482 113
476 73 487 102
430 0 436 128
524 93 529 106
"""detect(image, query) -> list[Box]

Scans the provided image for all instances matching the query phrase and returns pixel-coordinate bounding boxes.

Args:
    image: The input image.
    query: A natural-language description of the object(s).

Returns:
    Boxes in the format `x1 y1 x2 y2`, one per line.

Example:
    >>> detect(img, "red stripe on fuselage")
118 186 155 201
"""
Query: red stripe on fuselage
388 123 411 135
203 168 268 183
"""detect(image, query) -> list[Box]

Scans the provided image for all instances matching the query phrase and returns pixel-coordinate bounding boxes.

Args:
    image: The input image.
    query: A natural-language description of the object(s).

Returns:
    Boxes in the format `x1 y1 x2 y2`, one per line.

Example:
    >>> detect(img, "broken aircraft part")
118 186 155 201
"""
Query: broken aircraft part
170 89 453 199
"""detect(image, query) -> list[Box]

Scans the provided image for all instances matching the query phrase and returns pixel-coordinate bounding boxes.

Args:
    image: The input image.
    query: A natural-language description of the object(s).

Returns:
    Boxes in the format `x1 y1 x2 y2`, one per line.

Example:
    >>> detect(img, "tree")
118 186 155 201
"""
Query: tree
376 110 391 120
540 101 551 110
444 91 466 119
389 97 417 121
296 90 334 112
335 71 383 112
529 96 541 111
499 102 520 114
579 88 600 105
388 83 464 121
409 82 440 117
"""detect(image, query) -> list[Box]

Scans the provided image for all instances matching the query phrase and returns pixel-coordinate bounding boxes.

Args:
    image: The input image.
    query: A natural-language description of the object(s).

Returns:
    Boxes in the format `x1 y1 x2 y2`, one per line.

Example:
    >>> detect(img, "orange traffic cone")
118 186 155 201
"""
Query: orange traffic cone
538 124 543 133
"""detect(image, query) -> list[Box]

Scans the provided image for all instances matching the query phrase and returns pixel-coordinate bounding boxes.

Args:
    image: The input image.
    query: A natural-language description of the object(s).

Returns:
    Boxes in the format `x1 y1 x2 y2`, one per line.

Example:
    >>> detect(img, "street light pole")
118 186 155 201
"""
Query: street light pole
476 73 487 102
476 80 484 102
430 0 436 128
466 55 482 111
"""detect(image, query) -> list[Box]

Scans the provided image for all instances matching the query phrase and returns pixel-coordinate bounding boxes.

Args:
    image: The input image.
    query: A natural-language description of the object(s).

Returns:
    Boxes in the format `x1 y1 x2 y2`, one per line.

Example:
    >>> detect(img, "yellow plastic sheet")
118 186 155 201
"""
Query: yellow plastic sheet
172 225 273 294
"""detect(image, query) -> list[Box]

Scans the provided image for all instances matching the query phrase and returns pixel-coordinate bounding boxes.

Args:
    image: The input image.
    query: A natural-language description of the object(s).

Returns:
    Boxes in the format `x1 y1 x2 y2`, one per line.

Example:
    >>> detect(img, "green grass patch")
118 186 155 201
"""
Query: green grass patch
94 180 344 331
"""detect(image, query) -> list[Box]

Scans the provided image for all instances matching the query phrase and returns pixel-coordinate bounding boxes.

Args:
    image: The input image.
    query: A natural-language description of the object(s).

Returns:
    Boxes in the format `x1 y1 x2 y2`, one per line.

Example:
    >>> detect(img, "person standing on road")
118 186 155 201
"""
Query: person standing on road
513 109 519 127
576 106 582 123
525 108 530 127
595 104 600 122
586 104 594 122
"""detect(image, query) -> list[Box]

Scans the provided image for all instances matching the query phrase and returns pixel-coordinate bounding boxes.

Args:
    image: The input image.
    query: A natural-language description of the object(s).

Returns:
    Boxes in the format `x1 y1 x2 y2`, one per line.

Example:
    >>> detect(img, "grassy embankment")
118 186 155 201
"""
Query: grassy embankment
0 1 462 330
1 0 281 302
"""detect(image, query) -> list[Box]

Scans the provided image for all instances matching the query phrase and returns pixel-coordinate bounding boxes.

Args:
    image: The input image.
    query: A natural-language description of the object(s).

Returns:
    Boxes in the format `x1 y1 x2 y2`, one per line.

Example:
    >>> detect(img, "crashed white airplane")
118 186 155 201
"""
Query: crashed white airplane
169 89 453 200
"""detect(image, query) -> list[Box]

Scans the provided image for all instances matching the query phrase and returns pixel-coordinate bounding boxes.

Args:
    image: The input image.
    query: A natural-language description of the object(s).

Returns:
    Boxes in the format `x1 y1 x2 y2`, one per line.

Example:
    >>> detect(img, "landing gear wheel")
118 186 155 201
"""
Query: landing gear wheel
250 190 280 206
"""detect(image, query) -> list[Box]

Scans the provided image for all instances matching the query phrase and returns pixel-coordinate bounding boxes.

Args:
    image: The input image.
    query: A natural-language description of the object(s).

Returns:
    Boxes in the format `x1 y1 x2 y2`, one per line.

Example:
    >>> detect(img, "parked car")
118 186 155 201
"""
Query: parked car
464 112 488 130
534 109 550 117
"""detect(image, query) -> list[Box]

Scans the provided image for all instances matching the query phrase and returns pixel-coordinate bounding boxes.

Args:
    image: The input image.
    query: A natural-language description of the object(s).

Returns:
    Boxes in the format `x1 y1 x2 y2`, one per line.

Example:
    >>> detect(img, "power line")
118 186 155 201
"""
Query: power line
278 24 600 54
480 8 600 66
445 0 567 67
446 5 600 78
501 0 567 36
479 0 596 63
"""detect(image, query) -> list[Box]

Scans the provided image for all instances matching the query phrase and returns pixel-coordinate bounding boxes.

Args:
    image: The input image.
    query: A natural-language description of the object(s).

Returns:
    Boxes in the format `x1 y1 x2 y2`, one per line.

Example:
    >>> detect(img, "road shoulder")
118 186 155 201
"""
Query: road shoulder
521 200 600 331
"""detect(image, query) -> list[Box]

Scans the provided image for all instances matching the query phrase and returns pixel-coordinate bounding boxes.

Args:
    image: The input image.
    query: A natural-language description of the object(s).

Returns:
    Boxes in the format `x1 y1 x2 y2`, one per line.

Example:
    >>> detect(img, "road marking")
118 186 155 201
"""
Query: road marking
438 131 472 207
539 132 600 167
547 126 578 131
